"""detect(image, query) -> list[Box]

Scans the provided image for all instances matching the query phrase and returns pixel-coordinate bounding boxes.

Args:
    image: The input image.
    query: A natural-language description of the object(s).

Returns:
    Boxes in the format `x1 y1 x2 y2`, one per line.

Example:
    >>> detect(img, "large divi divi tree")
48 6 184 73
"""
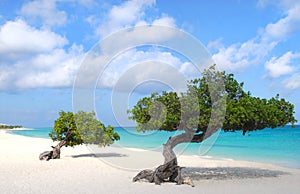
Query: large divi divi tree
129 66 297 185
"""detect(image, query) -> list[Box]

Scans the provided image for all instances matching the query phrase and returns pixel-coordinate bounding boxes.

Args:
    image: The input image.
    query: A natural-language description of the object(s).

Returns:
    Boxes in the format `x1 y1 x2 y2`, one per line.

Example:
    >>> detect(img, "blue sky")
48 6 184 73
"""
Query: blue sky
0 0 299 127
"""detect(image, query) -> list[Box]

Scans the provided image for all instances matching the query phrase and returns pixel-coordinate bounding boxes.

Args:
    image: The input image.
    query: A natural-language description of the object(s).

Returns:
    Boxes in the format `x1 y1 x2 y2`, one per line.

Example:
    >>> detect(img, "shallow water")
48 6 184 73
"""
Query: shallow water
11 125 300 169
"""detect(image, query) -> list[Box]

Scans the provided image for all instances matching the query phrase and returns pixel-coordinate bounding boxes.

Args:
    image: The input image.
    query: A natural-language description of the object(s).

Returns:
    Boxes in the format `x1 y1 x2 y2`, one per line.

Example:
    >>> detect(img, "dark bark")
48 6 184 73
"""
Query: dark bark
39 150 53 161
133 158 183 185
133 127 218 186
133 132 193 185
39 143 63 160
39 129 70 161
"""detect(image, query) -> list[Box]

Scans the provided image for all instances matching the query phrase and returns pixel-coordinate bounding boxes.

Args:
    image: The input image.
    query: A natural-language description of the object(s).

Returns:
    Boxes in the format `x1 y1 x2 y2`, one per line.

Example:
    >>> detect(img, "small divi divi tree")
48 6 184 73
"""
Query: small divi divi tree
129 66 297 185
39 111 120 161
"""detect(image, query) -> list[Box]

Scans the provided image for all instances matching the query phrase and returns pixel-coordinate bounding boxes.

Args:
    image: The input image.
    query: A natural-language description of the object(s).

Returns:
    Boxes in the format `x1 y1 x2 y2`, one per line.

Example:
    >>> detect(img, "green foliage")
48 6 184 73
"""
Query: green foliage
49 111 120 147
0 125 22 129
75 111 120 146
223 94 297 134
128 66 297 135
49 111 83 147
128 92 181 132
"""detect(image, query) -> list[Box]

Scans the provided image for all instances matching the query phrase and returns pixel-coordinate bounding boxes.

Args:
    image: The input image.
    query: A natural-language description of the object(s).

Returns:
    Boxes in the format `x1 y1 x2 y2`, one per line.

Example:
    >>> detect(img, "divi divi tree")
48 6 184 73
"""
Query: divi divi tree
39 111 120 161
129 66 297 185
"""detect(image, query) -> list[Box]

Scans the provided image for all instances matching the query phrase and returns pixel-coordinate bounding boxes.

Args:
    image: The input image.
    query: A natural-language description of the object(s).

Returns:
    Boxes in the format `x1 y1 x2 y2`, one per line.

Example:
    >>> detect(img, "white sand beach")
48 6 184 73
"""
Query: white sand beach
0 130 299 194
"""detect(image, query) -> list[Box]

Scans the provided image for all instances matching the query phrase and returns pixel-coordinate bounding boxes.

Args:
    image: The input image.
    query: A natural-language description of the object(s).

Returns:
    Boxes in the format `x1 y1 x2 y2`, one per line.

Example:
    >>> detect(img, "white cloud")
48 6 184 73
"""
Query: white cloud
0 19 67 59
0 44 83 91
265 51 299 78
96 0 156 37
257 0 300 10
17 47 83 89
261 0 300 40
210 0 300 72
209 38 277 71
179 62 199 77
20 0 67 27
111 61 188 94
0 0 188 94
210 43 249 71
264 3 300 40
86 15 98 27
98 49 191 91
0 19 83 91
282 74 300 89
79 0 183 94
152 15 176 27
95 0 177 38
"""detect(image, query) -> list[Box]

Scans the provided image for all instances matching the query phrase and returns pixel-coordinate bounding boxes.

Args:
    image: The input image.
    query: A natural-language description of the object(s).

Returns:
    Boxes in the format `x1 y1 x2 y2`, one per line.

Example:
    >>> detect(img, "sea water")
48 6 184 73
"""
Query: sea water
10 125 300 169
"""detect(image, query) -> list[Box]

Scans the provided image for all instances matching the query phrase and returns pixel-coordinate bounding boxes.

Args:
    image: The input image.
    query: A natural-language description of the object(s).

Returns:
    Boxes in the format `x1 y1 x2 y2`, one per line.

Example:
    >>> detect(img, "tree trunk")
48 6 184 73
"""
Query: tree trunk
163 132 194 163
39 130 70 161
133 127 220 186
39 140 66 160
133 132 194 185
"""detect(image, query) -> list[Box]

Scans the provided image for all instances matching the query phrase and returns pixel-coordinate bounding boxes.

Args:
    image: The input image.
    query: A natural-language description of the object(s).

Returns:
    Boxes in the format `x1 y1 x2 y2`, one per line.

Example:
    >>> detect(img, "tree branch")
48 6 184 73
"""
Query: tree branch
191 127 219 143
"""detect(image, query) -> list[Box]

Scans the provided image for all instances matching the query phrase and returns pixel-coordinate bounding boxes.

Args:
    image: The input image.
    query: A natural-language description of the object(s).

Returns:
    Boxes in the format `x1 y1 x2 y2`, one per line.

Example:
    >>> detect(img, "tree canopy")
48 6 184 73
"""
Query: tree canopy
128 67 297 138
75 111 120 146
130 67 297 185
49 111 120 147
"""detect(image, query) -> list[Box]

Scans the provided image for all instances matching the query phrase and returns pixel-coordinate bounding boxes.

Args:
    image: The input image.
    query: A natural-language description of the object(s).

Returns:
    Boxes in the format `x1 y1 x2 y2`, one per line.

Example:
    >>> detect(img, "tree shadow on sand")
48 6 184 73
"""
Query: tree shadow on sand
71 153 128 158
182 167 289 180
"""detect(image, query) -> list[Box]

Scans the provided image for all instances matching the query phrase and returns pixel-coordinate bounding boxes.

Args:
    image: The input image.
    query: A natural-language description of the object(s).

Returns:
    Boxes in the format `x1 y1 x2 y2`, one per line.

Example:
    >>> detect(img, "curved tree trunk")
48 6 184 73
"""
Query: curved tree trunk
162 132 194 164
133 132 194 185
39 130 70 161
39 139 66 160
133 127 219 186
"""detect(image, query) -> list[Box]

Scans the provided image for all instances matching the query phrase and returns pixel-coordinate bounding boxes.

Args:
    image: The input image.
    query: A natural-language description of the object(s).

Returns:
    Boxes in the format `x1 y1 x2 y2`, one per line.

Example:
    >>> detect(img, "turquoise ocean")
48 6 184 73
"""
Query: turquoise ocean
11 125 300 169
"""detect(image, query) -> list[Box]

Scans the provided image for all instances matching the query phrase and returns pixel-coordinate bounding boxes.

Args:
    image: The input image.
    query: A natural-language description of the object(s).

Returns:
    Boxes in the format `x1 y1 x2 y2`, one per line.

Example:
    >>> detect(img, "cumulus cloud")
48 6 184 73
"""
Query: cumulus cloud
0 19 67 59
210 0 300 72
20 0 67 28
0 45 83 91
112 61 188 94
209 39 277 71
97 49 196 92
95 0 176 37
0 19 83 91
282 74 300 90
96 0 156 36
264 3 300 40
152 15 176 27
80 0 186 94
0 0 185 94
18 45 83 88
265 51 299 78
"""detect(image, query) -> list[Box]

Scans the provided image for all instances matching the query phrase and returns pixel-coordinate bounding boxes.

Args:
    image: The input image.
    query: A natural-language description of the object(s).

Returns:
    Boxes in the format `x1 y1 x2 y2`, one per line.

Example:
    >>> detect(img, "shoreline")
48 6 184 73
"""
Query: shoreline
7 128 300 170
0 127 29 130
1 130 300 193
